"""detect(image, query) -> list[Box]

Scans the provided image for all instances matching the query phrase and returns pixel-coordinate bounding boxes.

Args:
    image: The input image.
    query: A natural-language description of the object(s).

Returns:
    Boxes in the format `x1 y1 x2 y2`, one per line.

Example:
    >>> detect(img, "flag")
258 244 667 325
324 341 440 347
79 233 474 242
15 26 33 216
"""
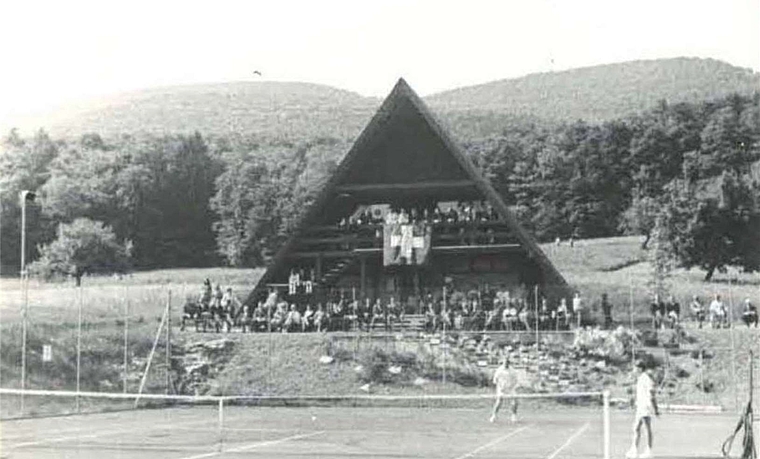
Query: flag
384 223 431 266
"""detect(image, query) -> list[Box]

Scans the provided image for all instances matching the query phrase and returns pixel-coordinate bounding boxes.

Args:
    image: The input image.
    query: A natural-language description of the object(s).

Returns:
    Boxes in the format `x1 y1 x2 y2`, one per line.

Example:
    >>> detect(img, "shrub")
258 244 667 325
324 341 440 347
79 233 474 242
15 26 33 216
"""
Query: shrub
573 326 639 363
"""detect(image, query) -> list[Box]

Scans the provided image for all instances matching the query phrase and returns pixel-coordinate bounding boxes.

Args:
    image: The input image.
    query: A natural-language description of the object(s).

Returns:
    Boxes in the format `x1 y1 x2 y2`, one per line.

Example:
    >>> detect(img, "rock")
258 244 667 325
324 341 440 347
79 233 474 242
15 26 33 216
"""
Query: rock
319 355 334 364
594 360 607 370
186 362 209 375
360 383 371 392
354 365 364 373
388 365 402 374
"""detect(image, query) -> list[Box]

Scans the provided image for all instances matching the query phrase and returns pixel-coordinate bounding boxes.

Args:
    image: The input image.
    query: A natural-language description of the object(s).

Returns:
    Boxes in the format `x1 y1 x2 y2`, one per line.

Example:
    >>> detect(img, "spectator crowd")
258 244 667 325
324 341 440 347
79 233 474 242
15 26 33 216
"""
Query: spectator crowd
182 279 759 335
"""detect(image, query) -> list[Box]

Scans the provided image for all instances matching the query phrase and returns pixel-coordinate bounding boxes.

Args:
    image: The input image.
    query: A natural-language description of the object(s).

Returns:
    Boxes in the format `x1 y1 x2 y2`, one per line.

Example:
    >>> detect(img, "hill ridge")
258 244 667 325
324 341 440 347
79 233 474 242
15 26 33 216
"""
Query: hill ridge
7 57 759 140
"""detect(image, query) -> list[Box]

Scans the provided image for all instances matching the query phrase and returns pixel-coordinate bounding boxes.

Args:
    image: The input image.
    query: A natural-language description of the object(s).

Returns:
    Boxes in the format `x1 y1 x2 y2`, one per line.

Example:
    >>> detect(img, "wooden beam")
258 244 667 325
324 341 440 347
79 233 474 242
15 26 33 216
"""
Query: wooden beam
335 180 475 193
287 248 382 259
432 244 522 253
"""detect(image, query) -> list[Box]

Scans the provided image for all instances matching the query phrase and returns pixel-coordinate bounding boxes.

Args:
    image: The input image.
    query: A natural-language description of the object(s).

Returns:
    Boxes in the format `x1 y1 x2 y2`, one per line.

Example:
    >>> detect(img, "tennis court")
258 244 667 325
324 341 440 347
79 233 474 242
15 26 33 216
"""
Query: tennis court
0 396 740 459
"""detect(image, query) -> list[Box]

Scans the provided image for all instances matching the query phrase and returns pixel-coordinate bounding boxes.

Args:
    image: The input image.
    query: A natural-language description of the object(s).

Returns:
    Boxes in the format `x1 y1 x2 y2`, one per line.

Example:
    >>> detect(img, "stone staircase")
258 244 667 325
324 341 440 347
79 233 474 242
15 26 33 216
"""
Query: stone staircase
423 333 621 394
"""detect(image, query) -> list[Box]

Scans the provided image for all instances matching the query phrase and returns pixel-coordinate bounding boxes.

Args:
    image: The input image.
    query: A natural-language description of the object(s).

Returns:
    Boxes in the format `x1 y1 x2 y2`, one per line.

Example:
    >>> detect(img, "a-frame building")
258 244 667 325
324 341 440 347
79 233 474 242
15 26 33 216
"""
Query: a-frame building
246 78 571 308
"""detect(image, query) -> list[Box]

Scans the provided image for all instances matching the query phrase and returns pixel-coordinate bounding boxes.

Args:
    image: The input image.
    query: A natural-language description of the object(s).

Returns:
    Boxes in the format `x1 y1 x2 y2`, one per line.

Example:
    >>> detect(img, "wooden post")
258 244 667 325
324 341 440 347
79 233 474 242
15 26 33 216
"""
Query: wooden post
123 286 129 394
360 257 366 299
442 285 447 385
729 274 738 411
629 277 635 368
134 302 168 407
76 286 82 412
166 290 172 394
534 285 539 345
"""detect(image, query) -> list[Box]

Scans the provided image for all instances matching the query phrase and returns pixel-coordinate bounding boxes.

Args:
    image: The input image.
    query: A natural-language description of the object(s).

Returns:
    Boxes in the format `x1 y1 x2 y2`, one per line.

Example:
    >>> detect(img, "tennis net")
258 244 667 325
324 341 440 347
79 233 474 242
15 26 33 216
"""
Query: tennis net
0 388 611 458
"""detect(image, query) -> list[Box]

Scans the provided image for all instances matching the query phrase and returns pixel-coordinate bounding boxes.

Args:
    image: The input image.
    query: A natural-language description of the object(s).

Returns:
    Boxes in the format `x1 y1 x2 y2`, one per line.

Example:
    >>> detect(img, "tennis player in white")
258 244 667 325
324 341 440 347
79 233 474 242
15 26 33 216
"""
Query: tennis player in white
489 357 520 423
627 361 660 458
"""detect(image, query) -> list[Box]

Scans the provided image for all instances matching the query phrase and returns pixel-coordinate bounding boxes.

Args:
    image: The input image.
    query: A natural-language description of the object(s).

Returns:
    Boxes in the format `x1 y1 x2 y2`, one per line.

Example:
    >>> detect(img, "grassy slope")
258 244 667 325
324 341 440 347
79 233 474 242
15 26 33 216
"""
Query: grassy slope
541 236 760 326
13 58 759 141
2 238 759 412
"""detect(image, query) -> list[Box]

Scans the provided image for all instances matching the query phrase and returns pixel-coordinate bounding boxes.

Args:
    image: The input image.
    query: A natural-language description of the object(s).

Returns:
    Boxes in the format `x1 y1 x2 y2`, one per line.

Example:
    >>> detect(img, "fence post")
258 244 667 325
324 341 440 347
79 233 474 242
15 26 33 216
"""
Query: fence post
603 390 611 459
123 286 129 394
699 349 706 407
134 302 168 407
218 397 224 452
76 286 82 412
166 290 172 395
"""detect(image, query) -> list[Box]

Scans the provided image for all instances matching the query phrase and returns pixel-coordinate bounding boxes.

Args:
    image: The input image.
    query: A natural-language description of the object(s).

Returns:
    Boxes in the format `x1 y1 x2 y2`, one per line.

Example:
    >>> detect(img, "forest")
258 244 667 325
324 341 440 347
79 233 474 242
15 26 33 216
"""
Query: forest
1 92 758 281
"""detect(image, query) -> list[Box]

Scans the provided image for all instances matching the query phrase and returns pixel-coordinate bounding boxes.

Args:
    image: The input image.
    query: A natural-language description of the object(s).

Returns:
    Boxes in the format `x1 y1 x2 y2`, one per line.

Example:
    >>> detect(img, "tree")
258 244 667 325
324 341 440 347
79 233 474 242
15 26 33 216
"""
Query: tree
647 214 675 298
662 174 760 281
619 190 661 249
29 218 132 286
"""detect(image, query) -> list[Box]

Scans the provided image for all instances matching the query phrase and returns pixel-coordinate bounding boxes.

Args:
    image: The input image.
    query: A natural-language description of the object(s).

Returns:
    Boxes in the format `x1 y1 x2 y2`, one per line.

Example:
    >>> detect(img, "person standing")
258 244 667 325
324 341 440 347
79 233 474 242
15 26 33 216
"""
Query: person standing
690 295 705 329
489 357 520 423
601 293 613 329
709 294 726 329
572 292 583 328
665 295 680 329
627 361 660 458
741 298 758 328
650 295 664 330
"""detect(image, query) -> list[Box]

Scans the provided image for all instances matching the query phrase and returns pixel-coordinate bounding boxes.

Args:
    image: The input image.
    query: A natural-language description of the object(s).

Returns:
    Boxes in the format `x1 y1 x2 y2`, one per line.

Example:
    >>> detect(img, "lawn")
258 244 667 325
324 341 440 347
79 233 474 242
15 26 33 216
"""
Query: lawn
542 236 760 326
1 236 759 415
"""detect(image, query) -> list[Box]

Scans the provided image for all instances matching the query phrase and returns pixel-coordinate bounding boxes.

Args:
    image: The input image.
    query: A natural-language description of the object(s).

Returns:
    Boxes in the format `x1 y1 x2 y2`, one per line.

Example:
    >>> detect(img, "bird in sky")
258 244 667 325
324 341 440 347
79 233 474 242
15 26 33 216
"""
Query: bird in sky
253 70 262 76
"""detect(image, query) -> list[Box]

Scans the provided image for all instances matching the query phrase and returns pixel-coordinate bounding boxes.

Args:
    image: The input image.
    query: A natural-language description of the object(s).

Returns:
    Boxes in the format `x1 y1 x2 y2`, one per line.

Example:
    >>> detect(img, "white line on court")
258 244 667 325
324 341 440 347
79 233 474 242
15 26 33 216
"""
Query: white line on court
179 431 325 459
452 425 531 459
546 422 590 459
8 418 211 449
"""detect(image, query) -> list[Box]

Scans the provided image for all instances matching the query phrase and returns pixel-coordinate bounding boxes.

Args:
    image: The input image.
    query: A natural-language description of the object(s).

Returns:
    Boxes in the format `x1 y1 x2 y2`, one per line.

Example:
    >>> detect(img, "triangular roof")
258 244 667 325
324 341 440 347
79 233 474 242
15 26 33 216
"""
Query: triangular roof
247 78 570 303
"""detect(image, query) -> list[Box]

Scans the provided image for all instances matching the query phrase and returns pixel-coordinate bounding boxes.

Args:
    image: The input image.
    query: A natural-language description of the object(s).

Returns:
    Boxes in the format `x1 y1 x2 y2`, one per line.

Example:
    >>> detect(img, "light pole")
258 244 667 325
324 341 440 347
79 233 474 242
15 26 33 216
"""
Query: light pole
19 189 35 414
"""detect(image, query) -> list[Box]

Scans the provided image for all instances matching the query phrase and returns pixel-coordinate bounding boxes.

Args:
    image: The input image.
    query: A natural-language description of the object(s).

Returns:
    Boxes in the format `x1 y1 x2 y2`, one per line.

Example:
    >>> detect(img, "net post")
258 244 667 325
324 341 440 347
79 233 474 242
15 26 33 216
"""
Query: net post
218 397 224 452
603 390 611 459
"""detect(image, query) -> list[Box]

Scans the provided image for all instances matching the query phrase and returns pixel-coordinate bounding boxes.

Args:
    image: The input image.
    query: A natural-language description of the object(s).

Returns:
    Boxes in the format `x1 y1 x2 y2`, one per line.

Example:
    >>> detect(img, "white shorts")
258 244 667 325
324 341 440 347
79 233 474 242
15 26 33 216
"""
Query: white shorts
635 405 654 420
496 387 518 398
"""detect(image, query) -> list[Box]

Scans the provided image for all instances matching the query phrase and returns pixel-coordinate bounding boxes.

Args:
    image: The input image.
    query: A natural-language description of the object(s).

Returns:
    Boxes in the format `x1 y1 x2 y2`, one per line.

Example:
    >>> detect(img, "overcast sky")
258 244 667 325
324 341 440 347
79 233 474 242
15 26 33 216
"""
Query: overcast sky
1 0 758 131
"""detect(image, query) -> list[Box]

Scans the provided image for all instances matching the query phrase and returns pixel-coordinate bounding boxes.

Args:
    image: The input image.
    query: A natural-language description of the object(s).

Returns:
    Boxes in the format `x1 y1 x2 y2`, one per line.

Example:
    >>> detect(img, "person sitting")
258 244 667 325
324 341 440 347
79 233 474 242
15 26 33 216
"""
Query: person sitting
358 298 372 332
709 294 727 329
370 299 384 331
314 304 327 332
181 295 202 332
538 299 551 331
284 304 302 333
665 295 680 329
502 301 519 331
453 309 464 331
690 295 706 329
517 300 531 331
556 298 569 330
221 288 239 332
250 303 267 332
302 304 314 332
440 301 452 331
741 299 758 328
650 294 664 330
237 304 252 333
484 307 499 331
270 303 287 332
199 279 212 309
387 297 399 331
425 301 439 333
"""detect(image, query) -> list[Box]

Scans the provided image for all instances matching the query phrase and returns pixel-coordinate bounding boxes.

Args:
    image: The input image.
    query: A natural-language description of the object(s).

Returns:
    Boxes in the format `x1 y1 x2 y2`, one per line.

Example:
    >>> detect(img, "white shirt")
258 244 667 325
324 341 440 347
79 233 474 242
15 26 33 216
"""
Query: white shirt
710 300 725 316
635 372 656 417
493 365 519 395
572 296 582 313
